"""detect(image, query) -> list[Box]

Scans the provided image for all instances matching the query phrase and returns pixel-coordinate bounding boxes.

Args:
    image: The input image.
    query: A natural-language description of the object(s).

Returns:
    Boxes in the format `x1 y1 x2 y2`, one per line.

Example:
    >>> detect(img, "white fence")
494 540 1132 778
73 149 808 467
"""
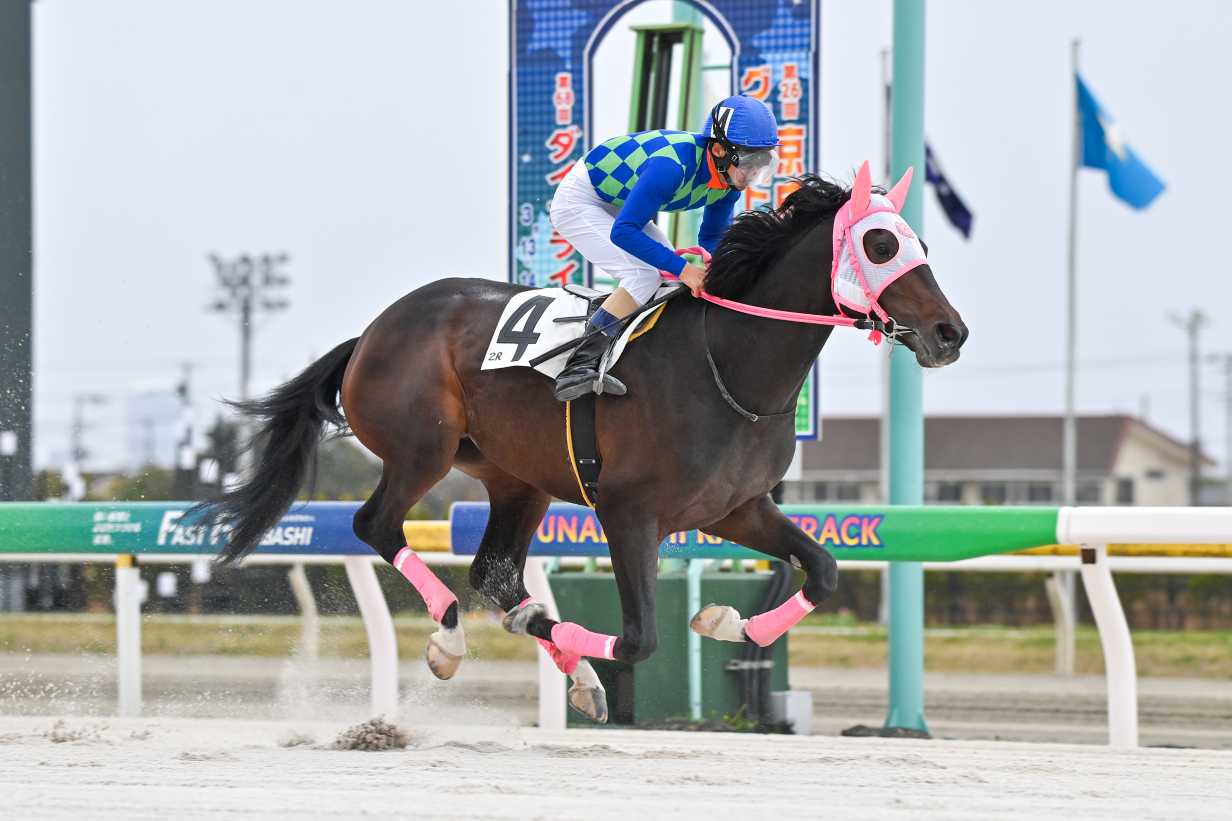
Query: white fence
2 505 1231 747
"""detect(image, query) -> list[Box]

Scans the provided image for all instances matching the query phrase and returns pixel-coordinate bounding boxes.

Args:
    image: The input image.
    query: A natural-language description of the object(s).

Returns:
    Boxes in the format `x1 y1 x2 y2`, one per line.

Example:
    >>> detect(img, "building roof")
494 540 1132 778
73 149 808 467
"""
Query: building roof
802 414 1210 473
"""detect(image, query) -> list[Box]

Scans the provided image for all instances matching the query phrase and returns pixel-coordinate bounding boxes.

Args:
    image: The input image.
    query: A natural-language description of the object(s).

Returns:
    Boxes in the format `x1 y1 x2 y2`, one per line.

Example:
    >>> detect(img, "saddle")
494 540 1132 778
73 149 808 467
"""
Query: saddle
480 283 685 508
560 283 610 314
480 283 682 382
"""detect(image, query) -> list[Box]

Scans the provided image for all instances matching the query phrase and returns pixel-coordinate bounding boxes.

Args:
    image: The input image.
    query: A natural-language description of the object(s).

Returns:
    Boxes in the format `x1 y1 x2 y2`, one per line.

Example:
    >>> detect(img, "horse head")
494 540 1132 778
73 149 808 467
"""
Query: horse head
836 160 968 368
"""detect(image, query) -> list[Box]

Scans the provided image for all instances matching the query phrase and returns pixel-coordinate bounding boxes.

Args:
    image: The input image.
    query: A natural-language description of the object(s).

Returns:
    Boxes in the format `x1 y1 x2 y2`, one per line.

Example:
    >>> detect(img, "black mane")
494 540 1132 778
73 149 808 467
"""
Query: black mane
705 173 852 299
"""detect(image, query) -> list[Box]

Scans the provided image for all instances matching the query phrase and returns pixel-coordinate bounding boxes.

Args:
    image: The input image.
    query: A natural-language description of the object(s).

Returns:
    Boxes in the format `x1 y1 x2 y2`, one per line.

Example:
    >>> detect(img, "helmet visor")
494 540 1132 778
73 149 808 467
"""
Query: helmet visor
730 148 778 187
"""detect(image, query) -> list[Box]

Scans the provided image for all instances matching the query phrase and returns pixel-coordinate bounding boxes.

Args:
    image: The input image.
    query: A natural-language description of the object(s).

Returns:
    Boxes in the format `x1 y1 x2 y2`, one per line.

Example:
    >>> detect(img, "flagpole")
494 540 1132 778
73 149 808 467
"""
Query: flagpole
1063 37 1080 509
1056 37 1081 679
881 47 892 181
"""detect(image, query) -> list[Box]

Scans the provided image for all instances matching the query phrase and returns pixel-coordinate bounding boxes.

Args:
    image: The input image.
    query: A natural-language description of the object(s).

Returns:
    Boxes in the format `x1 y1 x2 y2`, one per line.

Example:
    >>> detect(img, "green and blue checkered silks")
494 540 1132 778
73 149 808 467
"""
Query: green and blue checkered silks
583 130 732 212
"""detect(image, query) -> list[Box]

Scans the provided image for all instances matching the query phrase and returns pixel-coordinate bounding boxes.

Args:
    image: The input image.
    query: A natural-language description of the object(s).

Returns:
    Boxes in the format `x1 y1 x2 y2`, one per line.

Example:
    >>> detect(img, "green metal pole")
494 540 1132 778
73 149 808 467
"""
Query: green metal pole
885 0 929 735
0 1 33 503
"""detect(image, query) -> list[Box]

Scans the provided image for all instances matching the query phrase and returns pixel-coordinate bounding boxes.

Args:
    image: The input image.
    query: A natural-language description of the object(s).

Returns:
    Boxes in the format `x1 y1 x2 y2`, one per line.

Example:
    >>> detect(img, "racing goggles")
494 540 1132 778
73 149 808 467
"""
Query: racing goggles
728 146 778 187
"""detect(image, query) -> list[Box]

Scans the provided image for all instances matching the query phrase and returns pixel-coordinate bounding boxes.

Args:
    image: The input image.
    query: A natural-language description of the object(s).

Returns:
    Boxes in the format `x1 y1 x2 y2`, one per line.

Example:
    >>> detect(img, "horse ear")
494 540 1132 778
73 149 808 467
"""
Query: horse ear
886 166 914 212
850 161 872 216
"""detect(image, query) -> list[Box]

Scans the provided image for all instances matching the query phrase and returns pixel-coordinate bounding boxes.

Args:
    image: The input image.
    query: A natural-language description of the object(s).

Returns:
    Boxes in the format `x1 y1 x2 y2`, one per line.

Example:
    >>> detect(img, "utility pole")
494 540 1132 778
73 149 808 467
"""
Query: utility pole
1211 353 1232 505
208 252 291 480
66 393 107 500
1170 310 1207 505
174 363 196 500
1225 355 1232 507
138 417 156 466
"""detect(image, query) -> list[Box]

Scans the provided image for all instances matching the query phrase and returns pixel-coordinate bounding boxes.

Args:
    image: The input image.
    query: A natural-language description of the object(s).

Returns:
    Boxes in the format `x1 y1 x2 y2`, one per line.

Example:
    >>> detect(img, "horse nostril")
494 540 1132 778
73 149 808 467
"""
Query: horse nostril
935 322 962 348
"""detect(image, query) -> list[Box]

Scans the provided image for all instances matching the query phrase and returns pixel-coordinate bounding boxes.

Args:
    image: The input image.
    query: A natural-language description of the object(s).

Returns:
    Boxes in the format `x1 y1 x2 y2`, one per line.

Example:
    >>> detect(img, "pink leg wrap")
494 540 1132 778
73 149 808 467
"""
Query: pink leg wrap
551 622 618 661
393 547 457 623
536 637 581 676
744 590 816 647
511 598 582 676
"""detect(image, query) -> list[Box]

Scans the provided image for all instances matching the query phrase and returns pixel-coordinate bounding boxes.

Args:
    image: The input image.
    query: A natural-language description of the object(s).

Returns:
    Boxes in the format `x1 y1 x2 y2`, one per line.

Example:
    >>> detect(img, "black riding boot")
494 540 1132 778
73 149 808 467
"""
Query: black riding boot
553 331 610 402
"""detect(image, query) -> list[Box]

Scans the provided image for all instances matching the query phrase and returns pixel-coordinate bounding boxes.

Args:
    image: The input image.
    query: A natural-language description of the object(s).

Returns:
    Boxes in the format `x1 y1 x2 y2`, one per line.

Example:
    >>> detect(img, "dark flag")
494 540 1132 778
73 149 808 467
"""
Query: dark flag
924 143 973 239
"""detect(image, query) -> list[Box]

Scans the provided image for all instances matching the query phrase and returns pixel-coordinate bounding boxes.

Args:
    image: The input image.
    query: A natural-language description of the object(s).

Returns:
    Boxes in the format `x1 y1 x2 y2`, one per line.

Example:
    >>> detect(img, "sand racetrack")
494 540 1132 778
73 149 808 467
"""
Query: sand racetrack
1 715 1229 820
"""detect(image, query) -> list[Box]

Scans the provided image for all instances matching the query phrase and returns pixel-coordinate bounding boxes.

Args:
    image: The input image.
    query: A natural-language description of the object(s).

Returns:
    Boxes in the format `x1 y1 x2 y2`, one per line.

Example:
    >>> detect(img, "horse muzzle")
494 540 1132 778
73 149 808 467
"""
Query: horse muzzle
898 316 967 368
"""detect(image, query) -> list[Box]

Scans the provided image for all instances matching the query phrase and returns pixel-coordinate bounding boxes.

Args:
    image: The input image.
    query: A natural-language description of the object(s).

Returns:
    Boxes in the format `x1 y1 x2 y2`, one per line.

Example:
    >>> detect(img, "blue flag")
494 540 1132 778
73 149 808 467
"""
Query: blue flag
924 143 973 239
1076 74 1165 209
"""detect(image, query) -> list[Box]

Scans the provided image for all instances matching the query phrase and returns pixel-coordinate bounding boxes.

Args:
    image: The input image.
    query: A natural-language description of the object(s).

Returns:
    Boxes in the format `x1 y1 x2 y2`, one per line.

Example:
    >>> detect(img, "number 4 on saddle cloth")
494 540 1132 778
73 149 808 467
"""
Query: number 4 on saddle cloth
481 282 680 507
480 282 679 388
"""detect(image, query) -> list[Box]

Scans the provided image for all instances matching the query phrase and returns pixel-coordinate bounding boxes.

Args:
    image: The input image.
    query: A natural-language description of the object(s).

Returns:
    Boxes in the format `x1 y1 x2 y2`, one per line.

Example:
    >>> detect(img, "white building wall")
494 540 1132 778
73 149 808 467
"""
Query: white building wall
1110 426 1192 506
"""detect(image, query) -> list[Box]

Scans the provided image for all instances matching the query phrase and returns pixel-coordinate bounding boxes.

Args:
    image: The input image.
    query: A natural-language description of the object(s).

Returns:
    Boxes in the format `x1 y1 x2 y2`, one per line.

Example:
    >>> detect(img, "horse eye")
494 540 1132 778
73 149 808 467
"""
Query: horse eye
862 230 899 264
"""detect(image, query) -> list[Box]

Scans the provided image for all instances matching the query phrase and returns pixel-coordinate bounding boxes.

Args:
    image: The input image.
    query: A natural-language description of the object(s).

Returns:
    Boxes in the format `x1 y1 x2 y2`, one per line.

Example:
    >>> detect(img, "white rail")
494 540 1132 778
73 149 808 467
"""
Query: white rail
3 531 1231 747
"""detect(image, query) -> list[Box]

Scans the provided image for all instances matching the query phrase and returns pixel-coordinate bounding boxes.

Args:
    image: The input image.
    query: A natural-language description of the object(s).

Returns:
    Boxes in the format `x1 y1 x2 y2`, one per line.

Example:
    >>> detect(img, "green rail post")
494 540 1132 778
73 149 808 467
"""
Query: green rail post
886 0 929 734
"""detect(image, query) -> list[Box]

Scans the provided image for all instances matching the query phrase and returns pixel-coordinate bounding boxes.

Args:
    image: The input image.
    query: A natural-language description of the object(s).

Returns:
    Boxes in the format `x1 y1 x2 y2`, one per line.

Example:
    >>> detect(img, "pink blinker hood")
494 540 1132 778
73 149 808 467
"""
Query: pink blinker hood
830 160 928 323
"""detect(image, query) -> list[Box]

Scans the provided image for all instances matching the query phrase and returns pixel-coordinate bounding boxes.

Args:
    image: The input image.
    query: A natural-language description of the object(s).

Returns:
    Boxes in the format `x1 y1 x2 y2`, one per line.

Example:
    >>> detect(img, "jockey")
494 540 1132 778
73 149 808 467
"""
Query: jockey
549 94 780 401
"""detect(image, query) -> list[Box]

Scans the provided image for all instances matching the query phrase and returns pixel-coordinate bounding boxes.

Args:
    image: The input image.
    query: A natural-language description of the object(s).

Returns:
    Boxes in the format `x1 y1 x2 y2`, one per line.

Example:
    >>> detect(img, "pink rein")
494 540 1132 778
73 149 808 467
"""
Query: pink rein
660 247 885 344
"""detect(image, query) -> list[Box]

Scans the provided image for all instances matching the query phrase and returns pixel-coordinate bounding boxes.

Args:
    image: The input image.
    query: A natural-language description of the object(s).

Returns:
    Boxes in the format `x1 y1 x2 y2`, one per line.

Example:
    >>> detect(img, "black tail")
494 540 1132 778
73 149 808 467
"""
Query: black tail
191 337 359 564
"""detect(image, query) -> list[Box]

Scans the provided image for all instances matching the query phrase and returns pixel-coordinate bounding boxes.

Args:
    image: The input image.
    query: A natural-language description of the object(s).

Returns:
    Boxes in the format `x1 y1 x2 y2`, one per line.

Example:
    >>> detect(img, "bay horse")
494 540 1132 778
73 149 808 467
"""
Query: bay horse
194 167 967 723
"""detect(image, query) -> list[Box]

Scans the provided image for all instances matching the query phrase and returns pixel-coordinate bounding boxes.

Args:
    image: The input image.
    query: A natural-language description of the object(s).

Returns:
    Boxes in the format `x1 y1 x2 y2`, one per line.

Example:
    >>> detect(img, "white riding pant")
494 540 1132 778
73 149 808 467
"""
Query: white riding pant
549 161 672 305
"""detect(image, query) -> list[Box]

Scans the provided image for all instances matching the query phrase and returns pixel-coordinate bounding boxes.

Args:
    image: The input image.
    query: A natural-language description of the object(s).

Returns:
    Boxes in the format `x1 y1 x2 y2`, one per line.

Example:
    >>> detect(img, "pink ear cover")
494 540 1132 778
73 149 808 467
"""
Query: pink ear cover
849 160 872 217
885 166 914 212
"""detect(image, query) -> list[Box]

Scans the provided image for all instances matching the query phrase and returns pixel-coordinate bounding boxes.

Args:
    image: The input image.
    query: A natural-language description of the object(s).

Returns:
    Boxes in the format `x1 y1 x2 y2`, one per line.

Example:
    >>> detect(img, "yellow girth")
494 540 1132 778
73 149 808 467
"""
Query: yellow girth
564 302 667 509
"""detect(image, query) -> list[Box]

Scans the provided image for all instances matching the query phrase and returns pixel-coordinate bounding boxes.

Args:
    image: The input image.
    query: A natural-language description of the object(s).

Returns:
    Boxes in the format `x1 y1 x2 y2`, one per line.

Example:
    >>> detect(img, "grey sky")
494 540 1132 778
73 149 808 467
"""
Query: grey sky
30 0 1232 471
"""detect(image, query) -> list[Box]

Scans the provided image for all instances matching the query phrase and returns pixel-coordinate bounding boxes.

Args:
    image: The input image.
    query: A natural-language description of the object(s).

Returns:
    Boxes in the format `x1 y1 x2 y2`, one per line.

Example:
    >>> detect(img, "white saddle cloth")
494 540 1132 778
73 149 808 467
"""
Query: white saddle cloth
481 284 678 378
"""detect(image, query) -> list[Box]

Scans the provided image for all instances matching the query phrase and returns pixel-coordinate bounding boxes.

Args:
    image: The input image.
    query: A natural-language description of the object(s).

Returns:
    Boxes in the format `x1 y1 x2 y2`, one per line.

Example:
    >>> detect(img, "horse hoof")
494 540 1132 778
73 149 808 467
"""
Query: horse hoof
690 604 748 643
425 627 466 681
502 602 545 635
568 684 609 724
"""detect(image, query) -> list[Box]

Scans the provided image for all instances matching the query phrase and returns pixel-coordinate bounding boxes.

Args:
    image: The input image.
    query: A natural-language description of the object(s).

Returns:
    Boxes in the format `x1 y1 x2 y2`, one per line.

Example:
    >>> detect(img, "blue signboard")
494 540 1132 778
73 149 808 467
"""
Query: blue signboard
0 501 371 556
510 0 821 289
449 500 892 560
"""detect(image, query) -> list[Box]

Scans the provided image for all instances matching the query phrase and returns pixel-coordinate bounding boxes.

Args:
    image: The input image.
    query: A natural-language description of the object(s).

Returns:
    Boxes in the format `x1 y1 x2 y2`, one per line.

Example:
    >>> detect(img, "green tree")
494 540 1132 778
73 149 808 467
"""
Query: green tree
302 438 383 500
92 466 177 501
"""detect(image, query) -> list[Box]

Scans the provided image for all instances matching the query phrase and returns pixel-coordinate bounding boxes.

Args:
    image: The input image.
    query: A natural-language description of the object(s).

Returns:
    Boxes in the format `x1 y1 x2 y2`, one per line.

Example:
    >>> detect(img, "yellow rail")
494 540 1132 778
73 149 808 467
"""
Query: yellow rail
401 520 452 553
1018 543 1232 559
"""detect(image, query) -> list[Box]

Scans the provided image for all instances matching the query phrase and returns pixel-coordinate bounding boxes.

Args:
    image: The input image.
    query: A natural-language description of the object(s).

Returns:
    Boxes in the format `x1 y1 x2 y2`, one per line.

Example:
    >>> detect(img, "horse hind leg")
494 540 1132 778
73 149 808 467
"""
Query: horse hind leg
461 462 608 723
354 455 466 681
690 494 838 647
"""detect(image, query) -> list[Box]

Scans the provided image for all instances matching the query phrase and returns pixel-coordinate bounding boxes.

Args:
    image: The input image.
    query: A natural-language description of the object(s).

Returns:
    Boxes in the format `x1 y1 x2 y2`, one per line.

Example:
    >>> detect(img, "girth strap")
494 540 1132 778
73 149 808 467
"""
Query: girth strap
565 394 601 507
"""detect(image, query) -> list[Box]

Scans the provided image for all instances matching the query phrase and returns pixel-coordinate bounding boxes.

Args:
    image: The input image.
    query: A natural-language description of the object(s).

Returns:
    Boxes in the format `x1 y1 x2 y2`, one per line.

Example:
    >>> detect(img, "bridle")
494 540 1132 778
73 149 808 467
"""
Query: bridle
658 238 921 423
661 246 917 347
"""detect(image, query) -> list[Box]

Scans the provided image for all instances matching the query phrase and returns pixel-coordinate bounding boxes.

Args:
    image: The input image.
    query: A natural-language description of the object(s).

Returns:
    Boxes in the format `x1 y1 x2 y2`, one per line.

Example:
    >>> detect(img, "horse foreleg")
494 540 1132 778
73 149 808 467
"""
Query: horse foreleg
691 494 838 647
535 501 661 666
504 599 608 724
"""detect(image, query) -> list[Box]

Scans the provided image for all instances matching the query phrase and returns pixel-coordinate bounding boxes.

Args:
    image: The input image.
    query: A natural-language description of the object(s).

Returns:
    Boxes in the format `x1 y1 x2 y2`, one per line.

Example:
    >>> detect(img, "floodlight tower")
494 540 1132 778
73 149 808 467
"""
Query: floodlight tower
208 252 292 404
208 253 291 482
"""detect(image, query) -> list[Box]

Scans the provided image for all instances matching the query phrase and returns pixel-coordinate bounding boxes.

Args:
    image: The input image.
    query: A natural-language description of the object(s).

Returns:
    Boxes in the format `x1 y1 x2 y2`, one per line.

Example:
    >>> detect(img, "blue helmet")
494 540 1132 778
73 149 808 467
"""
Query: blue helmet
701 95 779 149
